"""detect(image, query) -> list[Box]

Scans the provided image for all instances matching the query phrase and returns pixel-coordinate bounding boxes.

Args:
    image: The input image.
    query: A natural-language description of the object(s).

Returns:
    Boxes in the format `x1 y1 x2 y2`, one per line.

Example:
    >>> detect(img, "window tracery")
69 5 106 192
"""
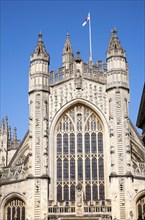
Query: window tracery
56 105 105 202
4 197 25 220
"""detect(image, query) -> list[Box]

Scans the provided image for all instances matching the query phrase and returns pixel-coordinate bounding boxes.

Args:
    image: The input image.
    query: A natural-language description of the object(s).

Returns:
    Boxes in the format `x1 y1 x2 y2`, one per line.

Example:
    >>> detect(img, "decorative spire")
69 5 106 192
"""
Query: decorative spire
62 33 74 68
30 32 50 64
107 28 126 59
62 32 73 55
13 127 17 142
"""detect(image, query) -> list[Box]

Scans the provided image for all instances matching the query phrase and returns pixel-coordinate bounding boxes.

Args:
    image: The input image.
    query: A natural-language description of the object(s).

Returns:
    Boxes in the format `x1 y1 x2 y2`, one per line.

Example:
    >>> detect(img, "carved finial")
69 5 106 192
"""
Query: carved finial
76 51 80 58
38 32 43 41
66 32 69 39
8 126 11 140
111 27 118 35
13 127 17 142
75 51 82 63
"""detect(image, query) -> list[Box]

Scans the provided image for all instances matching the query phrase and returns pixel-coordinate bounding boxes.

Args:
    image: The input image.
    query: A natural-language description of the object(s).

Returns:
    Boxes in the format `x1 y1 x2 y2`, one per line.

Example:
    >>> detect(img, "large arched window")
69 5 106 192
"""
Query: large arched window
56 105 105 202
4 197 25 220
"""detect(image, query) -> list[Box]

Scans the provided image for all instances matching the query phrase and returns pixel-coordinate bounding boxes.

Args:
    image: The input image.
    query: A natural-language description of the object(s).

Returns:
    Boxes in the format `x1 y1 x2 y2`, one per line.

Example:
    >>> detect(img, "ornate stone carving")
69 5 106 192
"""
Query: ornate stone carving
75 69 82 89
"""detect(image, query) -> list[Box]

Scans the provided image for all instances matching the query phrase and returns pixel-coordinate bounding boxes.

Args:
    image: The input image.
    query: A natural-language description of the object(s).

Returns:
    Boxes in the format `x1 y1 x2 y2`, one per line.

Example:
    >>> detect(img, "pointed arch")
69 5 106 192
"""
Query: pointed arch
49 99 110 201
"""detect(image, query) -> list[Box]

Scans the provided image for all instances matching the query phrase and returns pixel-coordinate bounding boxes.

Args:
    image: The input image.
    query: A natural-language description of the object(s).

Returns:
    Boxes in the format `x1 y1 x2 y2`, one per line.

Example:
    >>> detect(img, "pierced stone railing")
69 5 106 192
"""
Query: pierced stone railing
133 162 145 176
47 200 111 217
0 163 29 183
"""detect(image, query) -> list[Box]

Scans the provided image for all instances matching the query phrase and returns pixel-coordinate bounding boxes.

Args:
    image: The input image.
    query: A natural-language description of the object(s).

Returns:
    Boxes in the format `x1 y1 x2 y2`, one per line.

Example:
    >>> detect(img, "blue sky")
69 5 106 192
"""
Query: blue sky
1 0 145 140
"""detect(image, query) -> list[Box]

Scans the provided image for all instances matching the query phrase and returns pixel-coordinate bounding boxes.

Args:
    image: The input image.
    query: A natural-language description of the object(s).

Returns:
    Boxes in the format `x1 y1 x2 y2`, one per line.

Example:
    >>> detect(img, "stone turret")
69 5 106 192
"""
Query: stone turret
106 29 131 220
28 33 50 219
62 33 74 69
106 28 129 91
29 32 50 94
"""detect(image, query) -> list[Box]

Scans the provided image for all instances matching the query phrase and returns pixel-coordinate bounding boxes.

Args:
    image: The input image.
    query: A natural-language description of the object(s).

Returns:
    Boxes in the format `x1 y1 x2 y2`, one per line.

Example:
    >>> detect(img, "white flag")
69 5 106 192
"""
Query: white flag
82 13 90 26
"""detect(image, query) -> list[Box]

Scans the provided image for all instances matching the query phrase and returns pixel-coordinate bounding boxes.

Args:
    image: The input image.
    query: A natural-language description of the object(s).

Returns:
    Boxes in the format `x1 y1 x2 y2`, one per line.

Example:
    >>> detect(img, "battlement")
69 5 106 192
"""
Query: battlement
49 60 107 85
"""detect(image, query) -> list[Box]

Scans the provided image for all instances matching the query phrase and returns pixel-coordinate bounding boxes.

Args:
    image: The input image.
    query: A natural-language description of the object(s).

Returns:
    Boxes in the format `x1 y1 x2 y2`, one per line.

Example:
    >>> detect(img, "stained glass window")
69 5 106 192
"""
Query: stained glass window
70 133 75 154
92 157 97 180
93 184 98 200
98 133 103 153
85 158 90 180
64 185 69 201
70 185 75 201
57 185 62 201
99 184 104 200
63 158 68 179
91 133 96 153
57 134 62 154
77 133 82 153
99 157 104 180
78 158 83 180
5 198 25 220
63 134 68 154
57 159 62 180
55 105 105 202
85 133 90 154
86 184 91 201
70 158 75 180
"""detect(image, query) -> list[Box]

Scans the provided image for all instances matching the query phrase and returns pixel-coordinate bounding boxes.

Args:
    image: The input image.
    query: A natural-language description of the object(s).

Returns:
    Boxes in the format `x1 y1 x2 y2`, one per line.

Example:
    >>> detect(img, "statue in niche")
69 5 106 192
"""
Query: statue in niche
75 69 82 89
36 137 40 145
109 98 113 119
76 183 83 207
35 100 40 109
35 118 39 126
35 180 39 192
43 100 48 120
124 98 128 118
116 101 121 108
129 210 133 220
29 101 33 120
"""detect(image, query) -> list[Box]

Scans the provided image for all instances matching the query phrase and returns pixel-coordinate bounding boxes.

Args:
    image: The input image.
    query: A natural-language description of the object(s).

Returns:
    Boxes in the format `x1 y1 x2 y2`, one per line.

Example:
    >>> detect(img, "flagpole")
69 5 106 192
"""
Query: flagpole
88 12 92 62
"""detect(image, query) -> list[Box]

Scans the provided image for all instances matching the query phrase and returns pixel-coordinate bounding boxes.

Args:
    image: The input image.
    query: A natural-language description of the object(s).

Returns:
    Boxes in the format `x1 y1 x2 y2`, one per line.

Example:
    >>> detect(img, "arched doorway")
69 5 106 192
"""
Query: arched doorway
4 197 25 220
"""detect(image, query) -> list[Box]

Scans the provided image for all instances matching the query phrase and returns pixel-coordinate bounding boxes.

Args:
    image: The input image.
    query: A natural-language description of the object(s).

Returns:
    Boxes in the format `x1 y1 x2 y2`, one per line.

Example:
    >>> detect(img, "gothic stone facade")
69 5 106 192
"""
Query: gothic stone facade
0 29 145 220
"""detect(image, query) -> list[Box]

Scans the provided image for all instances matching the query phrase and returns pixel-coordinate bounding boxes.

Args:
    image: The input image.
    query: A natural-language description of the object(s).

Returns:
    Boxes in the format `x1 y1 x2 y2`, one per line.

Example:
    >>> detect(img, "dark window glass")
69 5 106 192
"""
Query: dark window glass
7 207 11 220
91 133 96 153
78 158 83 180
70 185 75 201
57 134 62 154
22 207 25 220
92 157 97 180
63 158 68 180
86 184 91 201
93 184 98 200
17 207 20 219
63 134 68 154
99 184 104 200
70 158 75 180
57 185 62 201
138 204 142 219
70 133 75 154
12 207 15 220
64 185 69 201
77 114 82 131
77 133 82 153
85 158 90 180
99 157 104 180
98 133 103 153
57 159 62 180
85 133 90 154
